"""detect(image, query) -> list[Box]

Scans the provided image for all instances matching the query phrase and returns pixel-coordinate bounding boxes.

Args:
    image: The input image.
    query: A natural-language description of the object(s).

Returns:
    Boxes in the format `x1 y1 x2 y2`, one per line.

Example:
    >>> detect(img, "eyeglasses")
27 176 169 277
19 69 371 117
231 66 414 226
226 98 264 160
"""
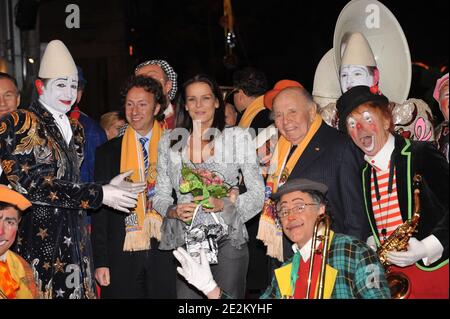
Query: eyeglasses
276 202 319 219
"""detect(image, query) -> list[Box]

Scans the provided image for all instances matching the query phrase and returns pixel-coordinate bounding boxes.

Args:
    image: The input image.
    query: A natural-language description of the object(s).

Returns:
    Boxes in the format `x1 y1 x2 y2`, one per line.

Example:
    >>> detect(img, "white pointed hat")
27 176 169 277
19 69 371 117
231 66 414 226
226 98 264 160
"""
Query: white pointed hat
38 40 77 78
341 32 376 67
313 49 342 107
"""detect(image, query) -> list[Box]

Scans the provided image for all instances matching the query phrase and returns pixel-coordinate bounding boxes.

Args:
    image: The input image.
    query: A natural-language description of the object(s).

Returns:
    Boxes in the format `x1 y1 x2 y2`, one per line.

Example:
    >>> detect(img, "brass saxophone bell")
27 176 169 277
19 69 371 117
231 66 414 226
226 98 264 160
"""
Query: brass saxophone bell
376 174 423 299
386 271 411 299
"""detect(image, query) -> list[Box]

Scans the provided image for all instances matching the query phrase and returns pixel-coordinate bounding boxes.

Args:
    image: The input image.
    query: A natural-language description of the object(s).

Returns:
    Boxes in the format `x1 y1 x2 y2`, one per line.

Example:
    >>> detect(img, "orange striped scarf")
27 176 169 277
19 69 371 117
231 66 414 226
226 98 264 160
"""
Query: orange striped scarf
257 114 322 261
120 122 163 251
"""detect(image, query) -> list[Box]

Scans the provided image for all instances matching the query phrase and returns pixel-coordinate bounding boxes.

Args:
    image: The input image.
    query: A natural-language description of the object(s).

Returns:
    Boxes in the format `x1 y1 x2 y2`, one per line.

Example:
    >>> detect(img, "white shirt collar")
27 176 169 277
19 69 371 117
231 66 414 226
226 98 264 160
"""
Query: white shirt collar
39 98 68 118
0 252 6 262
39 100 73 144
292 238 313 263
292 227 325 263
364 133 395 171
135 129 153 141
135 129 153 151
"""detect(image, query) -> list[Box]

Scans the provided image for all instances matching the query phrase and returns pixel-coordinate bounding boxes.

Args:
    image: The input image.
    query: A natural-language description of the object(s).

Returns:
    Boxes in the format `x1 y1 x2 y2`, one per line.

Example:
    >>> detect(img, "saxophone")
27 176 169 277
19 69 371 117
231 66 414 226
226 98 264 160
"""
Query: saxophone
376 174 422 299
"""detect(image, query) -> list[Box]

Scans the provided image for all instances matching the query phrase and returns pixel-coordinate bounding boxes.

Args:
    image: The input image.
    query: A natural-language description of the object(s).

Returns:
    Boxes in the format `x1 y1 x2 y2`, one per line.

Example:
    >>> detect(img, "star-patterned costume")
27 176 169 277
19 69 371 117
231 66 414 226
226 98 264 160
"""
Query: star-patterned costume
0 102 103 299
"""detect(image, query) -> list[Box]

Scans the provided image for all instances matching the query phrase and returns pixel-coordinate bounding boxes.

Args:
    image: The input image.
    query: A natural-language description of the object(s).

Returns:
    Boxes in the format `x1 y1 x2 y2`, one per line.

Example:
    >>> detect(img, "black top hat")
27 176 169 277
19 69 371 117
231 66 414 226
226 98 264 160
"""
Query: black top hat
336 85 389 133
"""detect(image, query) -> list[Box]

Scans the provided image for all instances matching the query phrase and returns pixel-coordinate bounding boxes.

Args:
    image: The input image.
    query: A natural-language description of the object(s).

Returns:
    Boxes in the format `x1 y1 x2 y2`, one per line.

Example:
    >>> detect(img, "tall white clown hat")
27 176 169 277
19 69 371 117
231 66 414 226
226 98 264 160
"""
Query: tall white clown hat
341 32 376 67
313 49 342 108
333 0 412 104
38 40 77 78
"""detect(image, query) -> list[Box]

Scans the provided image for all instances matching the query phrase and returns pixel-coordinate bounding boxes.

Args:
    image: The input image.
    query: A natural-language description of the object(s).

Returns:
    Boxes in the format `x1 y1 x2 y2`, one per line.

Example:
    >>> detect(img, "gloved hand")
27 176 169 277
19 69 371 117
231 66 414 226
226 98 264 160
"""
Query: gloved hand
173 247 217 296
102 184 138 213
387 237 428 267
109 170 147 193
366 235 377 252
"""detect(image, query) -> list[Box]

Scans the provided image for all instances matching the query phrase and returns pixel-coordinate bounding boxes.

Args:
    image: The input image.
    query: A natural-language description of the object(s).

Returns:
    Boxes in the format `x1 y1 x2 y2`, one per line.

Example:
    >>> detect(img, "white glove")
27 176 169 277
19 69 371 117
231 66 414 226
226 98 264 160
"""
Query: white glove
386 237 428 267
173 247 218 296
102 184 138 213
366 235 377 252
110 170 147 193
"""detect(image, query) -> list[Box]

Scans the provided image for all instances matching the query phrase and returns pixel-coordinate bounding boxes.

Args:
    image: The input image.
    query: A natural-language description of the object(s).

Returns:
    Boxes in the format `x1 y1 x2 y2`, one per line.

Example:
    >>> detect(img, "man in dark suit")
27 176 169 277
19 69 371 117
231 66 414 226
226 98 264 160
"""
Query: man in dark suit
261 84 367 267
91 75 176 298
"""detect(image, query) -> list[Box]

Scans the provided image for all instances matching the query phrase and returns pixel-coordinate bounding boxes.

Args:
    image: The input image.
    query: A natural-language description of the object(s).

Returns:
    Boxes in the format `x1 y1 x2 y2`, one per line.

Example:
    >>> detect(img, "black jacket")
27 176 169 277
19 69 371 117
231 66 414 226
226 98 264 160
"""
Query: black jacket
362 135 449 269
91 136 125 268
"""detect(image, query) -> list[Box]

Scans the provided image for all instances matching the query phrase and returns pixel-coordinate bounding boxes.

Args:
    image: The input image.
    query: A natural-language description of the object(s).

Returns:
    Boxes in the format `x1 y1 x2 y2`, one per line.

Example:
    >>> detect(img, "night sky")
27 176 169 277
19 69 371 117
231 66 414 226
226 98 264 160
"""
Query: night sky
34 0 448 119
128 0 449 90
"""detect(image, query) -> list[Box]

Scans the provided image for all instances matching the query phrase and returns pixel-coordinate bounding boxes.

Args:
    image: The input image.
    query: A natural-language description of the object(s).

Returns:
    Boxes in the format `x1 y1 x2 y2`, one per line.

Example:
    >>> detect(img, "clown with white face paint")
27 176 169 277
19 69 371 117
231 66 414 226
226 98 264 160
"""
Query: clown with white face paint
337 86 449 299
339 33 378 94
0 40 146 299
337 32 435 143
35 76 78 144
39 76 78 114
340 65 375 93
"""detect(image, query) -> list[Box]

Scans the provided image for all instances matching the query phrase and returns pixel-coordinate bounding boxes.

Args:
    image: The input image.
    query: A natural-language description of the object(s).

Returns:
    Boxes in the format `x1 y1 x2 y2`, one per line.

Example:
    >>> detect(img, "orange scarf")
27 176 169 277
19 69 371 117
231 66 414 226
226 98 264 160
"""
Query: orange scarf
0 251 38 299
120 122 163 251
257 114 323 261
238 95 266 128
0 260 19 299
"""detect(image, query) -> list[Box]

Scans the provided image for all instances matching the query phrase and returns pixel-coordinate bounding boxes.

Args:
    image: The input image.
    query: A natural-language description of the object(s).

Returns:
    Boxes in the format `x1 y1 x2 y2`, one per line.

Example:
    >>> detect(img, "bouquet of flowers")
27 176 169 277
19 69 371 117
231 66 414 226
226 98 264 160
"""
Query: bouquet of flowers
179 163 230 209
180 163 230 263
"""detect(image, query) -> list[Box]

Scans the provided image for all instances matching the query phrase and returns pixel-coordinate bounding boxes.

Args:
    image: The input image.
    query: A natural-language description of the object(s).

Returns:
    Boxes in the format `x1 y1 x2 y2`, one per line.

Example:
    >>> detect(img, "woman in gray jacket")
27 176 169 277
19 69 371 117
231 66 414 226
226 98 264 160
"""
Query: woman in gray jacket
153 74 265 299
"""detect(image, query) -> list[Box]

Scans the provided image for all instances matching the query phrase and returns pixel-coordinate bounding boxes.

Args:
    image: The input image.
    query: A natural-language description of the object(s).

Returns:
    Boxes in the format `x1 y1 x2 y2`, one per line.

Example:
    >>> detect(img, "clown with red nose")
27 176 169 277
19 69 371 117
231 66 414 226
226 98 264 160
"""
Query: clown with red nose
336 86 449 299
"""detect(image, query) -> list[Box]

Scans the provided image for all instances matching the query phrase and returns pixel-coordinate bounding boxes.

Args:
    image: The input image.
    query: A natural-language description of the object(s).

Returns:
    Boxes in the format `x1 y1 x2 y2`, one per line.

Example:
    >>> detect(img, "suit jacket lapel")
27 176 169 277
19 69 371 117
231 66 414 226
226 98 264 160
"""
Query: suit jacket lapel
32 102 71 153
292 125 326 176
31 102 79 180
362 163 379 242
394 135 412 221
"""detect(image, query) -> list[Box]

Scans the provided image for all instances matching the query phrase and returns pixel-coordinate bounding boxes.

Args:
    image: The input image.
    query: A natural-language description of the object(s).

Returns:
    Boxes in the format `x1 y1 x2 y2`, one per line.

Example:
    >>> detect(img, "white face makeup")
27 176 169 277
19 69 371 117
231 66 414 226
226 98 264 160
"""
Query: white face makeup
346 106 390 157
39 76 78 113
340 65 374 93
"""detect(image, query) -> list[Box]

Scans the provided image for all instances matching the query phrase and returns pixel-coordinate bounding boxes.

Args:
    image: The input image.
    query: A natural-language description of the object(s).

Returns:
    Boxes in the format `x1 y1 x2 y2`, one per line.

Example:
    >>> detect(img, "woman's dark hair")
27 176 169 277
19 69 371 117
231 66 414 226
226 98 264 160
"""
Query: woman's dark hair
171 74 225 147
120 75 167 122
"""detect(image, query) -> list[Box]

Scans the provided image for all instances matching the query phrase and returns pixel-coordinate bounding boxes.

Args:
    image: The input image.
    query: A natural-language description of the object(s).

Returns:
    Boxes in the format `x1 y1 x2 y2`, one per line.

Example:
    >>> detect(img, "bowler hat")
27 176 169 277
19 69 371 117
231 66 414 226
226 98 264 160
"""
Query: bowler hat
271 178 328 201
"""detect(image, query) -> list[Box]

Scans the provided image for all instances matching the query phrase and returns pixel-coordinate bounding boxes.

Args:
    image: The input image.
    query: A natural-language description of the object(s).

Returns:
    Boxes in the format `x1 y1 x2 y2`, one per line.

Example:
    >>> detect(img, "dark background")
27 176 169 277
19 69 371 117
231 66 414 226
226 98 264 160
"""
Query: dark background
30 0 449 120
